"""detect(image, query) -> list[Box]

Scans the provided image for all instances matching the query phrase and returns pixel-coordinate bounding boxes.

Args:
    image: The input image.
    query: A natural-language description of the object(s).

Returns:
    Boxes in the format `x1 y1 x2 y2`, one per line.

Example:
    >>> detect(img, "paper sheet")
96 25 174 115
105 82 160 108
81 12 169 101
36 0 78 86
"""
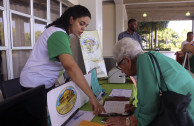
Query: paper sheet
109 89 132 98
66 111 95 126
103 101 129 114
47 74 92 126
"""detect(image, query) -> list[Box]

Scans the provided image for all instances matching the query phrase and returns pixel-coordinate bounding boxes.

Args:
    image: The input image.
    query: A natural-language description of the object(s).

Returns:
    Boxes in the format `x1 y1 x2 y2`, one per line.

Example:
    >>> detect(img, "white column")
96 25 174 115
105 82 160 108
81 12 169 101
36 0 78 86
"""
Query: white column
115 4 127 41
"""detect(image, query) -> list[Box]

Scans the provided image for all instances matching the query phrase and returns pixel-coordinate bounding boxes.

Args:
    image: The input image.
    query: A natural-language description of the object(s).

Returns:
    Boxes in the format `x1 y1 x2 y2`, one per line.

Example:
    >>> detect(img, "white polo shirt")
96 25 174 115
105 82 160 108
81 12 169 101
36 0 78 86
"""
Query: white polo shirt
20 26 72 89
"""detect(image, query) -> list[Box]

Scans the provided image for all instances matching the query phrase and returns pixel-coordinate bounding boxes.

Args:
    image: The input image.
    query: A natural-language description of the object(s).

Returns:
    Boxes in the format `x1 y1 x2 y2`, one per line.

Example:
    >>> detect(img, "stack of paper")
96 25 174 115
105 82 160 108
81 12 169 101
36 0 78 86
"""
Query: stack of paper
103 100 129 115
109 89 132 98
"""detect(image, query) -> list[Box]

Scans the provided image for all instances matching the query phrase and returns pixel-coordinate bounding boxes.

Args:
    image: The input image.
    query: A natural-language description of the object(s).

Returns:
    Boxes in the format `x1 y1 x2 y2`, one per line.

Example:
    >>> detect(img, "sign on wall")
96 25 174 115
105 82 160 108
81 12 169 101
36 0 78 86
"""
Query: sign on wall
80 31 107 78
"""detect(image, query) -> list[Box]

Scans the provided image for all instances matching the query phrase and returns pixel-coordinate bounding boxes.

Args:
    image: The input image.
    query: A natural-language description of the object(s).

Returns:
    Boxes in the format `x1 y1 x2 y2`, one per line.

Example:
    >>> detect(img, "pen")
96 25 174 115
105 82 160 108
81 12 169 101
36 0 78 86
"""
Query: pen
127 98 135 116
113 96 126 98
130 98 135 106
73 112 84 120
108 113 122 117
61 108 79 126
97 91 106 100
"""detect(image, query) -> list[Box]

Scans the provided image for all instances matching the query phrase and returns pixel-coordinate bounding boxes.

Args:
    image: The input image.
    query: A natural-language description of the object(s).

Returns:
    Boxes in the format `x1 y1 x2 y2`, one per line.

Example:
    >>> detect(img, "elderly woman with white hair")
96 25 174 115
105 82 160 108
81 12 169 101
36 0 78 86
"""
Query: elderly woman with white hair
105 37 194 126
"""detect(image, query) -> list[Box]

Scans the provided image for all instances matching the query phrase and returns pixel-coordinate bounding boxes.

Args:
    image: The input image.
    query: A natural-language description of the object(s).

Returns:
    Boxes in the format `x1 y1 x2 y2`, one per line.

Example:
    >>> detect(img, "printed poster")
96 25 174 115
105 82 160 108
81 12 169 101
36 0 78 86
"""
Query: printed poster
47 74 91 126
80 31 107 78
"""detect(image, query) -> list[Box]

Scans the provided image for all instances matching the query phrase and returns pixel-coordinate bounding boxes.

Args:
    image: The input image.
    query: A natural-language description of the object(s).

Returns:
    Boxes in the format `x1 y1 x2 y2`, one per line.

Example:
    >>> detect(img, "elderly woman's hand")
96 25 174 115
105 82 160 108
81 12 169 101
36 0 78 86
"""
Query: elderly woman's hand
105 115 138 126
125 104 136 115
105 116 127 126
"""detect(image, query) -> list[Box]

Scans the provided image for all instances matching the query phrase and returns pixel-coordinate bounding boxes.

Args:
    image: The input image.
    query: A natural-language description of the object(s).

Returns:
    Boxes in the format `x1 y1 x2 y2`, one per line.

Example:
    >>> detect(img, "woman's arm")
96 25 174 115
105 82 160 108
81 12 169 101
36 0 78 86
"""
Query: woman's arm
58 53 105 114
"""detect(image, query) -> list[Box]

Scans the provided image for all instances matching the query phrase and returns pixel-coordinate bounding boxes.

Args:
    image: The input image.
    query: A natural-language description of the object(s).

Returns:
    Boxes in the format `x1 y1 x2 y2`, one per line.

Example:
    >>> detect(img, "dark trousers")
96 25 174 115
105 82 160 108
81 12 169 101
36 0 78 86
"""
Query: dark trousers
20 84 55 93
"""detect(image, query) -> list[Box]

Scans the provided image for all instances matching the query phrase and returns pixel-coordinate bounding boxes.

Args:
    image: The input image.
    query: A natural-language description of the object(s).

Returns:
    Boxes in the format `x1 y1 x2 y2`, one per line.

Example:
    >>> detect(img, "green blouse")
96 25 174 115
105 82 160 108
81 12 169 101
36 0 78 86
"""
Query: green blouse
134 51 194 126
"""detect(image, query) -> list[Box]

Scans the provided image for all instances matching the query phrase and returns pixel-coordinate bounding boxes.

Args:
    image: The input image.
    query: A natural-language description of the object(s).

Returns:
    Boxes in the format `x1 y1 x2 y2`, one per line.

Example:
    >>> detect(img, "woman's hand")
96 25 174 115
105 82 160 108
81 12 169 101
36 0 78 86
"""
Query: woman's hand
106 116 127 126
90 97 105 115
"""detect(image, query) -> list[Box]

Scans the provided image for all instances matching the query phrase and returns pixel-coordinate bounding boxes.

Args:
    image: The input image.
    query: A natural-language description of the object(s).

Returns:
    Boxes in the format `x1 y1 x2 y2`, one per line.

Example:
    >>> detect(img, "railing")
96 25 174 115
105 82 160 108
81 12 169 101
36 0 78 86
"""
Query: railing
144 50 176 60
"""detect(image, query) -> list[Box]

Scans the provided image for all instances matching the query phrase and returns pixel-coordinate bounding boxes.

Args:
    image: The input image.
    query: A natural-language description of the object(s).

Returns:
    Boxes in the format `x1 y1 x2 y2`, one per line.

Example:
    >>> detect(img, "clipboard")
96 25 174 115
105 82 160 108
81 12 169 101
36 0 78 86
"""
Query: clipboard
98 97 130 117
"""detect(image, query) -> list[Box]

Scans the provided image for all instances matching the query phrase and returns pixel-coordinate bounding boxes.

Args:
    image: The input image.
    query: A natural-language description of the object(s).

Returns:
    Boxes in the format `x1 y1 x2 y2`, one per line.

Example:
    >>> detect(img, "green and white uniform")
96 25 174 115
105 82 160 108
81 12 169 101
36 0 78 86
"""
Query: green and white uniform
20 26 72 89
134 51 194 126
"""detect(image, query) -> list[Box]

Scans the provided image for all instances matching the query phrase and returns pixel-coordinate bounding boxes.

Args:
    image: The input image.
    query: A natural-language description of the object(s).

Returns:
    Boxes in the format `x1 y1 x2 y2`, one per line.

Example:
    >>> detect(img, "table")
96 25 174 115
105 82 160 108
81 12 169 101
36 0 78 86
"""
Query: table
80 79 137 124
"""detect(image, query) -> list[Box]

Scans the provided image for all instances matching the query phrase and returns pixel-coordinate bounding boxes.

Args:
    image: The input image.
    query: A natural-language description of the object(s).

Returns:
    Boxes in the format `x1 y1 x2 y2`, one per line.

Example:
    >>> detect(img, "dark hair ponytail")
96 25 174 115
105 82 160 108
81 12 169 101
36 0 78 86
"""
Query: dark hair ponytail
46 5 91 34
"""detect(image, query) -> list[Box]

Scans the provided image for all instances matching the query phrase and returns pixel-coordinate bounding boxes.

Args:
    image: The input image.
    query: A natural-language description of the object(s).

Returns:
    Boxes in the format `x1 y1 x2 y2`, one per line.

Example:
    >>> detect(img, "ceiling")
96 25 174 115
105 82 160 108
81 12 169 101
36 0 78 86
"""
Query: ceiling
117 0 194 22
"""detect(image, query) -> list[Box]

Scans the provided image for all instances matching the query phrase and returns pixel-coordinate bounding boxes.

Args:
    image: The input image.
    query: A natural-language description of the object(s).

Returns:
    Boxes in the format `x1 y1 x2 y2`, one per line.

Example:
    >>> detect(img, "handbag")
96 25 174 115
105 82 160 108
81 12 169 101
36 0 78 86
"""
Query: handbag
148 52 194 126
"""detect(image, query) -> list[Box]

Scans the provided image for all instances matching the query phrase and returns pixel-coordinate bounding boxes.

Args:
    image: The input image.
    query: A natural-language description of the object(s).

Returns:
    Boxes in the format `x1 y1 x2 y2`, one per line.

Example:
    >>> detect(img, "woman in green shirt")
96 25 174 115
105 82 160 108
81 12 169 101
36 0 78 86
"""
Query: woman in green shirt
106 37 194 126
20 5 104 115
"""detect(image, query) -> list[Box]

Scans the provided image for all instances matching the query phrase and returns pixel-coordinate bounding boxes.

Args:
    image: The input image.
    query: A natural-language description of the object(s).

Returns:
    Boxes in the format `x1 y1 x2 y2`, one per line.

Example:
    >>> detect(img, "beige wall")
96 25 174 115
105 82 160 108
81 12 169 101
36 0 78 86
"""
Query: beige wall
103 2 116 57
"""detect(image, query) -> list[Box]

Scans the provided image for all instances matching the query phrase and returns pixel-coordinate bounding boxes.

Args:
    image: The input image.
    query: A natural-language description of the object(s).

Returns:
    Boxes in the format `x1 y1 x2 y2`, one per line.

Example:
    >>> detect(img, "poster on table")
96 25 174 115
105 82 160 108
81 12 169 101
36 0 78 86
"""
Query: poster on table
47 74 92 126
80 30 107 78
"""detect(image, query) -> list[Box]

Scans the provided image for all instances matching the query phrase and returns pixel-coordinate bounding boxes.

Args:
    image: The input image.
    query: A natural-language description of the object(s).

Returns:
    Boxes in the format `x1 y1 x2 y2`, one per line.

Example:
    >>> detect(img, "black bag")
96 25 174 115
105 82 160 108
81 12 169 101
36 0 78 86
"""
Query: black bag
148 52 194 126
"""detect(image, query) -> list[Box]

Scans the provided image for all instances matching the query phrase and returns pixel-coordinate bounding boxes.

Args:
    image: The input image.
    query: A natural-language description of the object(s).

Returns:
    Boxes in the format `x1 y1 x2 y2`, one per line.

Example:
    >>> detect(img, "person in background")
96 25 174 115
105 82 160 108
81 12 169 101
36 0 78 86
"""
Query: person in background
118 18 143 86
118 18 143 48
176 32 194 59
181 32 194 51
183 43 194 54
106 37 194 126
176 32 194 72
20 5 104 115
183 42 194 73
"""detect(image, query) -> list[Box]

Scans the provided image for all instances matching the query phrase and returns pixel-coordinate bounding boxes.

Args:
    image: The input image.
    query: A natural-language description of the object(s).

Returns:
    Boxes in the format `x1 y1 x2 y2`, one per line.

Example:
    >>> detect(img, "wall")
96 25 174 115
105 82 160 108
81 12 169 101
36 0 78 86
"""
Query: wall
102 2 116 57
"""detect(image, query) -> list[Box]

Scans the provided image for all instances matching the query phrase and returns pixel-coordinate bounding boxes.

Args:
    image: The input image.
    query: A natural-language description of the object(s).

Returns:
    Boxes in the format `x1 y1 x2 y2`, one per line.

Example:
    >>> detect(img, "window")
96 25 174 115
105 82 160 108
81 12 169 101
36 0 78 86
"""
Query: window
34 20 47 42
51 0 60 21
0 0 3 7
0 51 7 81
12 14 31 47
62 4 68 14
0 0 68 80
12 50 31 78
0 11 5 46
34 0 47 19
10 0 30 14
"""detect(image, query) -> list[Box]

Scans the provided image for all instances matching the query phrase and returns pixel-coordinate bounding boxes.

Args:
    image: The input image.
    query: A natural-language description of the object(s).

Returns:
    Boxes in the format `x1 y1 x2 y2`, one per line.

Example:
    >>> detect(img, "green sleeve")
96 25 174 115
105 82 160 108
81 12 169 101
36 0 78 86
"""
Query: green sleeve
134 52 160 126
47 31 72 61
134 51 194 125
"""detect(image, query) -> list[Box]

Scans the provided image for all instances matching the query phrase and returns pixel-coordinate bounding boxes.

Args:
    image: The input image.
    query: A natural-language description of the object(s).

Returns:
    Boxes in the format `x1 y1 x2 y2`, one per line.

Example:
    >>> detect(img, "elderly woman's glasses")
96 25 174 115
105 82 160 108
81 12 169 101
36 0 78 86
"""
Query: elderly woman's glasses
116 58 124 70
